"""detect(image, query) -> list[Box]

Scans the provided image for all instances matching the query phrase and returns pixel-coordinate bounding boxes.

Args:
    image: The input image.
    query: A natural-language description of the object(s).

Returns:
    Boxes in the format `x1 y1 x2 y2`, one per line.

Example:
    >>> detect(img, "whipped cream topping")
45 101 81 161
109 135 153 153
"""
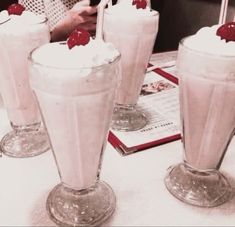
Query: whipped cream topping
31 39 120 68
105 0 157 17
184 25 235 56
0 10 46 28
11 11 46 24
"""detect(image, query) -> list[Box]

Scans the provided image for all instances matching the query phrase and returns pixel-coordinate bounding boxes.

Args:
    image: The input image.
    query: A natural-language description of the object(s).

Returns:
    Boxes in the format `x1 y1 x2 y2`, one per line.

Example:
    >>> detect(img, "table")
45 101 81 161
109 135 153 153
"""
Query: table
0 52 234 226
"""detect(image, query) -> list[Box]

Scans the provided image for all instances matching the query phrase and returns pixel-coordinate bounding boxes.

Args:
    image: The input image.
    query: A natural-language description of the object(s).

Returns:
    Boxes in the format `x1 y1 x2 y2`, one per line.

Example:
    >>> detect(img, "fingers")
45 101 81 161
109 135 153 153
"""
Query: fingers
77 22 97 33
51 17 96 42
71 5 97 15
50 2 98 42
72 14 97 24
72 0 90 8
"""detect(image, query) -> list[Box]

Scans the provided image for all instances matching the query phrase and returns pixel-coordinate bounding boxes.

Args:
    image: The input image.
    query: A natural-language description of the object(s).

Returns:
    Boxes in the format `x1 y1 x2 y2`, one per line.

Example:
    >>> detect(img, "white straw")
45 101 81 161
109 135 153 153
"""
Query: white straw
96 0 111 40
218 0 229 24
108 0 113 8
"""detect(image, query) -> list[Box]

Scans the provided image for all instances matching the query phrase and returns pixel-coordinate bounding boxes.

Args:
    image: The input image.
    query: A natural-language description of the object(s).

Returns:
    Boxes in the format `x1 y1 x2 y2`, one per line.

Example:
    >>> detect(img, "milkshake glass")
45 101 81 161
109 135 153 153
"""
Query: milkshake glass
117 0 151 7
103 0 159 131
165 25 235 207
30 38 120 226
0 9 50 157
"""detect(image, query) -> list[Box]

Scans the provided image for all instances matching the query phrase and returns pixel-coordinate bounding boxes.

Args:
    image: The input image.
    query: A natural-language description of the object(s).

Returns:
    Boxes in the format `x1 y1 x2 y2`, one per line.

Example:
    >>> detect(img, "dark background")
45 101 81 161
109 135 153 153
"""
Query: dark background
1 0 235 52
0 0 17 9
153 0 235 52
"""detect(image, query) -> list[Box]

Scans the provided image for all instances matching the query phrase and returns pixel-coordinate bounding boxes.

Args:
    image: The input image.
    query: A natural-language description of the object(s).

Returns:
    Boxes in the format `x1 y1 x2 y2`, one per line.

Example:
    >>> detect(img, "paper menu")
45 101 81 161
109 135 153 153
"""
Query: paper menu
108 67 181 156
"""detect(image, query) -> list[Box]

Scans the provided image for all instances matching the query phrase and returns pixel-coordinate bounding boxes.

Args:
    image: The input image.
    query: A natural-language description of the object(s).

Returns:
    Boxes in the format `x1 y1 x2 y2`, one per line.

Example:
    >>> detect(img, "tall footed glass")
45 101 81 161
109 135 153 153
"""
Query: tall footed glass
0 12 50 158
30 43 120 226
103 2 159 131
164 38 234 207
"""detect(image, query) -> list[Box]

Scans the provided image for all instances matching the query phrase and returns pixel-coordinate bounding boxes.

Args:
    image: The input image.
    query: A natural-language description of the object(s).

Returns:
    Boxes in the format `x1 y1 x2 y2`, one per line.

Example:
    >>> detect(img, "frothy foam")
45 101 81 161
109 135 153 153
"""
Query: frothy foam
184 25 235 56
0 10 47 34
105 0 157 16
31 40 120 69
11 11 46 24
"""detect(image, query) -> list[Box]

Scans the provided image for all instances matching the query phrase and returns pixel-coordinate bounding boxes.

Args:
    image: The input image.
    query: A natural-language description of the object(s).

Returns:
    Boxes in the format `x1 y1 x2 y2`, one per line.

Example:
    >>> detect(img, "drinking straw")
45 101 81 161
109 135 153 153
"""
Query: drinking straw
218 0 229 24
108 0 113 8
96 0 111 40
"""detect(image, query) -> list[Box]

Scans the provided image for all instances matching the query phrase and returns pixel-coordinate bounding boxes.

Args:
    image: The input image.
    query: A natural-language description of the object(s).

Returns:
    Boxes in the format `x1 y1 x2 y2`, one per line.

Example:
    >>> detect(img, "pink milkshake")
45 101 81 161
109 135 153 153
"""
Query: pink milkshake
30 29 120 226
179 27 235 170
0 5 50 158
103 0 159 131
165 23 235 207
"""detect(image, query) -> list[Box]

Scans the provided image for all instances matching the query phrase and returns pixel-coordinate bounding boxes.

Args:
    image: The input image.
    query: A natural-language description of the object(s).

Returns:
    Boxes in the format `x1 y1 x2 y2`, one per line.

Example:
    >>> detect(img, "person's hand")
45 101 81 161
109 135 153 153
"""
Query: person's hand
51 0 97 41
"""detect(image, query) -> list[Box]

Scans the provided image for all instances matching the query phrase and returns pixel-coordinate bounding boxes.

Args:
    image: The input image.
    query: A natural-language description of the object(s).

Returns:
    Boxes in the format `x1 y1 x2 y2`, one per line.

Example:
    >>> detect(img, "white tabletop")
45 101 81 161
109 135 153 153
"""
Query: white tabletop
0 52 234 226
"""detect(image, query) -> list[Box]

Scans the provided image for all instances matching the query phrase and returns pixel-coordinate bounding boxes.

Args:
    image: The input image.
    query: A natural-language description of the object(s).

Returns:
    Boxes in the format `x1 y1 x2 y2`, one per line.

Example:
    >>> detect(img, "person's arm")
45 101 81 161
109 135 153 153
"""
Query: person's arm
51 0 99 41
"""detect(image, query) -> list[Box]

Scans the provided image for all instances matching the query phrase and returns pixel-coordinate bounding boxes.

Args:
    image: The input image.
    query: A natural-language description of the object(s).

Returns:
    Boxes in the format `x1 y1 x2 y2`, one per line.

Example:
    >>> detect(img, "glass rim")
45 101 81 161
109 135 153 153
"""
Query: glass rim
19 15 48 25
29 42 121 71
0 17 11 25
179 36 235 59
104 8 159 17
0 15 48 26
30 15 48 25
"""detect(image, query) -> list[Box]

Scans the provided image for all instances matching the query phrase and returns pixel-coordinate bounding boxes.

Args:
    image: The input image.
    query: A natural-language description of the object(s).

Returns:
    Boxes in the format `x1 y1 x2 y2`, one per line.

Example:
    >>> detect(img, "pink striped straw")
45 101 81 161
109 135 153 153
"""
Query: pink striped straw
218 0 229 24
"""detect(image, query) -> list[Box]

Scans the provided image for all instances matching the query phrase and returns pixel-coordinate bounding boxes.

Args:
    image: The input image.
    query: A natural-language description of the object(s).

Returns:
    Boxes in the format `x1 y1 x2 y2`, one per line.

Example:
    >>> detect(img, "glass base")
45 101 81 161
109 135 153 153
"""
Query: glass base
46 181 116 226
0 123 49 158
111 104 148 131
164 163 232 207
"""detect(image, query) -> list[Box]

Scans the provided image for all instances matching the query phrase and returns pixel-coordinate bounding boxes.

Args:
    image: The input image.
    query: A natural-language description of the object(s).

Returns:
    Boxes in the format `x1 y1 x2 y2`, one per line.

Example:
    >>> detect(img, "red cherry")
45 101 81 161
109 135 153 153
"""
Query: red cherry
7 3 25 16
67 28 90 49
132 0 147 9
72 28 90 45
216 22 235 42
67 33 78 49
